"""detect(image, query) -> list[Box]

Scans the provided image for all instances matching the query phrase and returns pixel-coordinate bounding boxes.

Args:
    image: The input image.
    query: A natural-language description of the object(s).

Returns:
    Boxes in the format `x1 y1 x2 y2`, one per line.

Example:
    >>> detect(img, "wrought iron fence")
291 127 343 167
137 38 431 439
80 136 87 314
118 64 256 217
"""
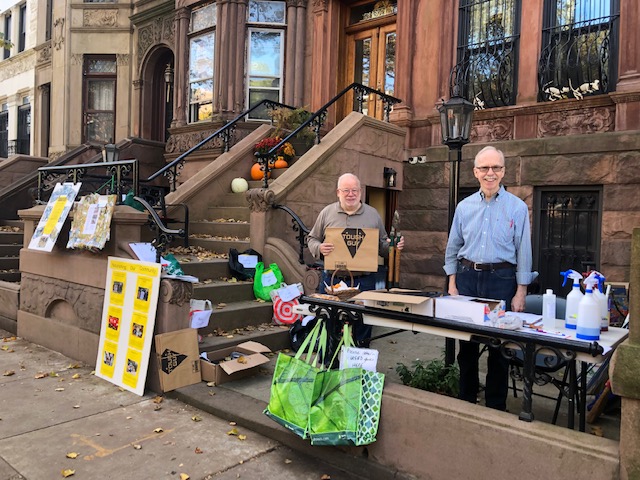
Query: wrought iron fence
538 0 619 102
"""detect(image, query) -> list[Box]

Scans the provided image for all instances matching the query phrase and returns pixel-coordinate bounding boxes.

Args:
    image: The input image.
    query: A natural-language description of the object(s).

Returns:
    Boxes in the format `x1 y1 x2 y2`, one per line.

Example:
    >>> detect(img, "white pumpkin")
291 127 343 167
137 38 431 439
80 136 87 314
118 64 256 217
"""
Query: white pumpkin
231 177 249 193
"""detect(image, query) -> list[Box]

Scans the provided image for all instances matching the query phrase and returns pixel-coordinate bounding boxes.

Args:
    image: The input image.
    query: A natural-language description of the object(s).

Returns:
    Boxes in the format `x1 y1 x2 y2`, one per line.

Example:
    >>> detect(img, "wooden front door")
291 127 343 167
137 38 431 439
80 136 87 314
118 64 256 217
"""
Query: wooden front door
345 22 396 120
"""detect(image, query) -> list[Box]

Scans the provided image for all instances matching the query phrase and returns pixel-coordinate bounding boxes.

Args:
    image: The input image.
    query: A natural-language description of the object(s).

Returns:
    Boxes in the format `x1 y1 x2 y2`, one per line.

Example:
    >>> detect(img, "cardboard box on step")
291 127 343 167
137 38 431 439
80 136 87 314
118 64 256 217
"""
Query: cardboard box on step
435 295 506 326
200 341 272 385
153 328 201 392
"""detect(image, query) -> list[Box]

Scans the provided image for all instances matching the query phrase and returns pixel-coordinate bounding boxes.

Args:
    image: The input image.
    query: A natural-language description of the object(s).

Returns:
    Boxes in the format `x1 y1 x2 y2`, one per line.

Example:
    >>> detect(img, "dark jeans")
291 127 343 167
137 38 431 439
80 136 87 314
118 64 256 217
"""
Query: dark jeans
319 266 386 347
455 262 517 411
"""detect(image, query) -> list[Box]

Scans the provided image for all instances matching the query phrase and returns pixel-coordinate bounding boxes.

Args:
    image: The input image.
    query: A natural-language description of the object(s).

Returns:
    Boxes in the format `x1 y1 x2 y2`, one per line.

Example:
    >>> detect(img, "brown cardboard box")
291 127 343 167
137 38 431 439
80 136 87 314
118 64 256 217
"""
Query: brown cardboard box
153 328 201 392
353 290 435 316
200 341 271 385
324 227 379 273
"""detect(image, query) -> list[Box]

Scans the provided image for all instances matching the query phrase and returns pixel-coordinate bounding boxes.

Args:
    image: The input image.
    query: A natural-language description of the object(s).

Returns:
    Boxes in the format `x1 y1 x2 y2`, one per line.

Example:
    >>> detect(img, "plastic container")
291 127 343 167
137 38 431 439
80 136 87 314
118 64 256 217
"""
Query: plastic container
542 289 556 330
576 277 600 341
561 270 583 330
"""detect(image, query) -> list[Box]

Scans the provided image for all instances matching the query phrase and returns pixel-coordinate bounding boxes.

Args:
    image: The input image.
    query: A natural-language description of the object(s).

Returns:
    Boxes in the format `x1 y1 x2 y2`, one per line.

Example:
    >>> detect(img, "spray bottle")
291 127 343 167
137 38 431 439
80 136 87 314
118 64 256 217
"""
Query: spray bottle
560 270 583 330
576 274 600 341
586 271 610 332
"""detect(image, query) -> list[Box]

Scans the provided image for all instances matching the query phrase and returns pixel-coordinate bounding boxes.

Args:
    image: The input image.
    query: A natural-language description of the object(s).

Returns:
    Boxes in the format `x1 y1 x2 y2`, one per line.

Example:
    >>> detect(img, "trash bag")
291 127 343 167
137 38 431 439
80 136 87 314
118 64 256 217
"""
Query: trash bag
228 248 262 281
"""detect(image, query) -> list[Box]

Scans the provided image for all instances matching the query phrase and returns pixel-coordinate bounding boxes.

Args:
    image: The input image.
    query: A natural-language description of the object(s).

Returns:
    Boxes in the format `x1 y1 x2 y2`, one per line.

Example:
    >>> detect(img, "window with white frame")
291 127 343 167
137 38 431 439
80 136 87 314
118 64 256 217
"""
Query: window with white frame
246 0 286 120
188 3 216 123
3 13 12 60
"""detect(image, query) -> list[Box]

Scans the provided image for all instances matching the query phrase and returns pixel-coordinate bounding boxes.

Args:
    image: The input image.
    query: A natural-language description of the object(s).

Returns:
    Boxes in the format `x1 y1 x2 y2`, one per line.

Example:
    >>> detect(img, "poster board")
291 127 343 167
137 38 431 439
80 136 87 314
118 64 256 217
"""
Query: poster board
28 182 81 252
324 227 379 272
95 257 161 396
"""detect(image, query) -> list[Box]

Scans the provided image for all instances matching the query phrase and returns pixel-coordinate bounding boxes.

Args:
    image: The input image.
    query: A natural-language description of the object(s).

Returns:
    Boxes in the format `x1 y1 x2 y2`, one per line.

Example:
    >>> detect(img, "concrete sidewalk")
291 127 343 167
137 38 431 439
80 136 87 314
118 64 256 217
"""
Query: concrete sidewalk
0 330 369 480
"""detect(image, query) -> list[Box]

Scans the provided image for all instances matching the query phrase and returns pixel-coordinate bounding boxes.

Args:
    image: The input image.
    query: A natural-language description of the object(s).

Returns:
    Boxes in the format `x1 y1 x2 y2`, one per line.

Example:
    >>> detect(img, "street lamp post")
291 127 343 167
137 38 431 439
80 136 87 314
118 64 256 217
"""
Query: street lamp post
437 89 474 366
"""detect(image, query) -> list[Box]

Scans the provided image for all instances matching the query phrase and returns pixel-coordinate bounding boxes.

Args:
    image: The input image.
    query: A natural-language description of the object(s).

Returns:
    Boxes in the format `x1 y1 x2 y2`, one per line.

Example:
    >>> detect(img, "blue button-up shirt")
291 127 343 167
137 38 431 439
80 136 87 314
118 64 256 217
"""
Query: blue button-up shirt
444 185 538 285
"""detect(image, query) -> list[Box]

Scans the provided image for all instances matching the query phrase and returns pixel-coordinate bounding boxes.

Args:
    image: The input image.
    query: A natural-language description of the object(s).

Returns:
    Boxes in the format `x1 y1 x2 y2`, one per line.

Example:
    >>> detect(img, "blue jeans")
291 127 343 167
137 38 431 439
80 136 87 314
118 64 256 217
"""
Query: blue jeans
455 262 517 411
319 266 386 347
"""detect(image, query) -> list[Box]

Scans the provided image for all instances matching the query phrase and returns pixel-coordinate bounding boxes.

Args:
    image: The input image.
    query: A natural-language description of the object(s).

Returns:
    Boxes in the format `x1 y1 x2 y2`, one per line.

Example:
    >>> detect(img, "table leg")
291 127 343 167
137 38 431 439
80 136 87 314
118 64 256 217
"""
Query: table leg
579 361 588 432
519 342 535 422
567 360 576 429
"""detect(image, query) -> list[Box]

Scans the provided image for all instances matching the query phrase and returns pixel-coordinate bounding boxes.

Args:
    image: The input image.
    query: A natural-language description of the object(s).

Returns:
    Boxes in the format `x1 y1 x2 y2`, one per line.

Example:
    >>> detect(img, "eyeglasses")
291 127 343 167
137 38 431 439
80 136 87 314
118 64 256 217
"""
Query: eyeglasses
338 188 360 194
475 165 505 173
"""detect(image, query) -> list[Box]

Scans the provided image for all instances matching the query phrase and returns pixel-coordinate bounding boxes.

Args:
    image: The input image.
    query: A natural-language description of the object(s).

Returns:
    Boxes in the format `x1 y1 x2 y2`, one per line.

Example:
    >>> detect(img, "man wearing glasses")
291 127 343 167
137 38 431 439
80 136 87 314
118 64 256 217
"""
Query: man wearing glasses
443 146 537 411
308 173 404 346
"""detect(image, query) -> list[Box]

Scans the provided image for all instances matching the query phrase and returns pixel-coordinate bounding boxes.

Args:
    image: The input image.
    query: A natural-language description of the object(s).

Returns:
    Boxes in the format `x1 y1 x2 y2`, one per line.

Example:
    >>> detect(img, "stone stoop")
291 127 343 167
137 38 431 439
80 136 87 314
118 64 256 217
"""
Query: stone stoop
0 220 23 283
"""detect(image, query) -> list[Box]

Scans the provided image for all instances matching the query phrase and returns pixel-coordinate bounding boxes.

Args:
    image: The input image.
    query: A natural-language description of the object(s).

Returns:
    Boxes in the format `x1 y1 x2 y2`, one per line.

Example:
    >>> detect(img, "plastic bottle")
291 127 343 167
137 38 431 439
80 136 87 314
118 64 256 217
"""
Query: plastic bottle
560 269 583 330
593 272 610 331
542 289 556 330
576 275 600 341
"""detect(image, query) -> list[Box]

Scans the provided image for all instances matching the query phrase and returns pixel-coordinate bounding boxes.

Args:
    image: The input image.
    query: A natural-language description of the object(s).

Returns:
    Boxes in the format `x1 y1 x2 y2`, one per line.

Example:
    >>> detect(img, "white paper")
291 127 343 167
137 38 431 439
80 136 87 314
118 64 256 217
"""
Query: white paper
340 346 379 372
129 242 166 264
278 284 302 302
82 204 101 235
190 310 212 329
238 254 258 268
261 270 278 287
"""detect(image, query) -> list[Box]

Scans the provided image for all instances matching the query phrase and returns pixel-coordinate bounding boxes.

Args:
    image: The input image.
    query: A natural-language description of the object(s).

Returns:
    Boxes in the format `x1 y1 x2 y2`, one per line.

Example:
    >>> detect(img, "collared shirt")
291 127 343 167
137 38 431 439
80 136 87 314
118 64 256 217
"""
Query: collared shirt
307 201 390 260
443 185 538 285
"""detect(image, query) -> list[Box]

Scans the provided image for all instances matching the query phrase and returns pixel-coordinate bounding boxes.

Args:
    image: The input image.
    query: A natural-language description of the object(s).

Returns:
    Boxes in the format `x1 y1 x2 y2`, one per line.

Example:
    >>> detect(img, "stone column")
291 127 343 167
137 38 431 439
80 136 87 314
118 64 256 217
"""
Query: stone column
610 227 640 480
233 0 249 113
616 0 640 92
173 8 190 127
246 188 276 258
294 1 306 106
37 84 51 158
310 0 338 112
284 1 297 105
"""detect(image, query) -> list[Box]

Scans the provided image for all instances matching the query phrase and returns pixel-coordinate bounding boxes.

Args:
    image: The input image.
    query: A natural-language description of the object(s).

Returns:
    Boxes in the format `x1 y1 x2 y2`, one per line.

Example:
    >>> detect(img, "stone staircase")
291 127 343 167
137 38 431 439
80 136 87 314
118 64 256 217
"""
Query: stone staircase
170 192 290 353
0 220 23 283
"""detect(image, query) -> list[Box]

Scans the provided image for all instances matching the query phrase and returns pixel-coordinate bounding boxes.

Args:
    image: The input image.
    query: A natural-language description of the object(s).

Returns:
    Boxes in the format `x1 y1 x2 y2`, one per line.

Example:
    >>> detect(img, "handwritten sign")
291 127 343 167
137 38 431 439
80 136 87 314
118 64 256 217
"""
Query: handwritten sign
340 346 379 372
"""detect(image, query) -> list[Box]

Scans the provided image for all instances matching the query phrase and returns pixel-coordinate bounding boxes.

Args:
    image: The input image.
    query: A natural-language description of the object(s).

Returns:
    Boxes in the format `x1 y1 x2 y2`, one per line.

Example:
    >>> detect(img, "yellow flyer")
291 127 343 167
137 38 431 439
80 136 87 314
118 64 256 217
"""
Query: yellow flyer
105 306 123 343
122 348 143 389
99 341 118 378
109 270 126 306
129 311 148 350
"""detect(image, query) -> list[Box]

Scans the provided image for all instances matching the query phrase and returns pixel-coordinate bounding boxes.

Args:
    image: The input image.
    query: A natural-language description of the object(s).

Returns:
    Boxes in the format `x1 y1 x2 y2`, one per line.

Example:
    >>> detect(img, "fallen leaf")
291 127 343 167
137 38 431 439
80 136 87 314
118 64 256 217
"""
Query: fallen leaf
206 382 215 387
229 421 237 426
73 405 80 409
153 396 163 404
194 447 203 454
55 388 65 392
238 434 247 441
126 416 132 420
208 391 216 396
3 370 15 376
35 373 48 379
3 336 16 342
320 475 331 480
191 415 202 422
71 374 81 379
61 469 75 477
154 428 163 433
154 405 162 411
1 345 13 351
284 459 292 464
227 428 239 436
236 356 247 364
180 474 190 480
50 371 59 377
226 335 234 339
66 452 79 459
591 426 604 437
67 363 80 369
133 444 142 450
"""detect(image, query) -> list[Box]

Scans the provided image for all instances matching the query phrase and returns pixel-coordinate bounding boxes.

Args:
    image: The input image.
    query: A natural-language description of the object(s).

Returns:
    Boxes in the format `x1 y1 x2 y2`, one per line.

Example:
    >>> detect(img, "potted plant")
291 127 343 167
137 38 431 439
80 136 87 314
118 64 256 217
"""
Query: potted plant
269 106 315 155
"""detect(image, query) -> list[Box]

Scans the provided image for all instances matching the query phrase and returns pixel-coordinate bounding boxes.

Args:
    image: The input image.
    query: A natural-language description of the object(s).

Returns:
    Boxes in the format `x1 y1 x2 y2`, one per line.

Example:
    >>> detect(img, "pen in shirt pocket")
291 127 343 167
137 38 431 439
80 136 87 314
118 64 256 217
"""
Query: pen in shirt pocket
509 219 514 229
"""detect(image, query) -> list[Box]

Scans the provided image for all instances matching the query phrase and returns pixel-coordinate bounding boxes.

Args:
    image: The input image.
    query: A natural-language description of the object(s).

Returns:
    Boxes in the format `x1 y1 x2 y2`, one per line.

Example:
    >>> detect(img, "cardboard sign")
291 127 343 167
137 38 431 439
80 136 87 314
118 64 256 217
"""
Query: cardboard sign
153 328 201 392
324 227 379 272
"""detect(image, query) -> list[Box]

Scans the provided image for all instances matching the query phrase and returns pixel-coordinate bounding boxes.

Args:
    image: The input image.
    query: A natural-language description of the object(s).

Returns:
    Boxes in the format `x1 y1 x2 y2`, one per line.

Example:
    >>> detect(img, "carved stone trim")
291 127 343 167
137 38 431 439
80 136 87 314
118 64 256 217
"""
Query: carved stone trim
0 51 37 82
538 106 615 137
159 279 193 306
312 0 329 13
53 18 65 51
117 54 130 66
136 13 176 69
20 273 104 332
246 188 275 212
36 43 52 65
288 0 308 7
471 118 514 143
70 54 83 65
164 128 248 154
83 9 118 27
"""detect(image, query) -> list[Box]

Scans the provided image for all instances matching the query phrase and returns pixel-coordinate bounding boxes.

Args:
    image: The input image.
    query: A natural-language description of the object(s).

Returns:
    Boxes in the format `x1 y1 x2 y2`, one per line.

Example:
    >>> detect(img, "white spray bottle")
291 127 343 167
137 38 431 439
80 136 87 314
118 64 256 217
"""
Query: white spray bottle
590 271 610 332
560 269 583 330
576 274 600 341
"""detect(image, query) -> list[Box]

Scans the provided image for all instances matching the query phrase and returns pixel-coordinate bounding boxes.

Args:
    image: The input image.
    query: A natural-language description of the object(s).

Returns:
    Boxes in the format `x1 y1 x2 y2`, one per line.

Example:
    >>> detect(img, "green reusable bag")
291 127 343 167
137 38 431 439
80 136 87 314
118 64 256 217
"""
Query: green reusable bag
308 325 385 446
253 262 284 301
263 319 328 438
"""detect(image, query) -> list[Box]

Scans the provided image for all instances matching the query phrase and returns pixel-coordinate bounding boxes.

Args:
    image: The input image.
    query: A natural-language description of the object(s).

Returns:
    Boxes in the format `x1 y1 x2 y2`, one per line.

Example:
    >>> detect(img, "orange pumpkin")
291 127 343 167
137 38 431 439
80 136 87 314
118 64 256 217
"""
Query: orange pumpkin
250 162 270 181
274 158 288 169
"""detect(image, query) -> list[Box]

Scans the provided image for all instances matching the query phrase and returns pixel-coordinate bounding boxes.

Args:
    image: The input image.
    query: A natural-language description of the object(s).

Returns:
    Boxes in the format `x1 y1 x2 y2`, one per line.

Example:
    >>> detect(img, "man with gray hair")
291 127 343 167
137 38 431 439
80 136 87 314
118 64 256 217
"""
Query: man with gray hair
443 146 537 410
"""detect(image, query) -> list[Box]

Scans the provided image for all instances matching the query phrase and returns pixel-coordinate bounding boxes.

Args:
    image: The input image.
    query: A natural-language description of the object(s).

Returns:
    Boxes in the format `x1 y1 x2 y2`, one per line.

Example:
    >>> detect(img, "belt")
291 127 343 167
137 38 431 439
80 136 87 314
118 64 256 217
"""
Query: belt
459 258 516 271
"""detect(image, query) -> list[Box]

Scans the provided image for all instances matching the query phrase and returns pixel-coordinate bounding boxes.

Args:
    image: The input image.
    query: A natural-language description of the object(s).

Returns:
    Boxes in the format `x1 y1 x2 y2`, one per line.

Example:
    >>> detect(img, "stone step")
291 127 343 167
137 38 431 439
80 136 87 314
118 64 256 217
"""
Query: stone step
0 220 24 228
189 237 250 254
189 220 250 238
0 244 21 256
197 299 274 335
198 324 291 355
214 193 251 208
207 206 250 222
193 279 255 304
0 257 20 270
177 258 231 280
0 271 20 282
0 231 23 244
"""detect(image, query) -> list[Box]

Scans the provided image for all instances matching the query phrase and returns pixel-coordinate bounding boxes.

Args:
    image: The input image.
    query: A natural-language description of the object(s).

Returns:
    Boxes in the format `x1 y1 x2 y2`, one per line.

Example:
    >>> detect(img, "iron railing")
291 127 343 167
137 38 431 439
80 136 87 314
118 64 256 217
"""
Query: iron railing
133 195 186 263
147 99 297 191
273 204 311 264
538 0 619 102
254 82 401 188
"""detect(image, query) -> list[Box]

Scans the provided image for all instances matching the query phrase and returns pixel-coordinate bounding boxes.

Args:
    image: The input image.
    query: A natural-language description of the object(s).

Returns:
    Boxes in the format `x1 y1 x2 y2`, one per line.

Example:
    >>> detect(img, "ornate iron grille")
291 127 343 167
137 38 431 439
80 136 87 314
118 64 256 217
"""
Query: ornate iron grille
533 188 601 295
0 111 7 158
538 0 619 102
452 0 521 109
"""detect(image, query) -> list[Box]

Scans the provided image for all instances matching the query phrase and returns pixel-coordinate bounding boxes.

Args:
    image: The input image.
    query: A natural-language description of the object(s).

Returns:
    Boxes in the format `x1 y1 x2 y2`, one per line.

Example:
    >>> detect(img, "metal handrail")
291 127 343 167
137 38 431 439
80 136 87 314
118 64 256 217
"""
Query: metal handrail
273 204 310 264
145 99 298 191
133 195 185 263
255 82 402 188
